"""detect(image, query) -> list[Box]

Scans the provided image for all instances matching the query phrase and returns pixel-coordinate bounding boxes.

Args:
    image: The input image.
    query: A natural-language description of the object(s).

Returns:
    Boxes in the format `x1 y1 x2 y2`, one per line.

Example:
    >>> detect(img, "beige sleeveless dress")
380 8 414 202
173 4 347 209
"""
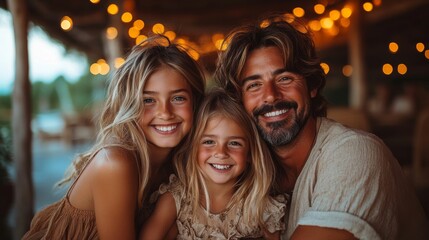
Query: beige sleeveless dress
22 151 156 240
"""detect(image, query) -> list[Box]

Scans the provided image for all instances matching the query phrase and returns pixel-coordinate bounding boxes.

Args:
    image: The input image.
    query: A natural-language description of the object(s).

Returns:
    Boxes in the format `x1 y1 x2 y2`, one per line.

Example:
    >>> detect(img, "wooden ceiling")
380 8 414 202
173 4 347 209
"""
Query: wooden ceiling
1 0 429 80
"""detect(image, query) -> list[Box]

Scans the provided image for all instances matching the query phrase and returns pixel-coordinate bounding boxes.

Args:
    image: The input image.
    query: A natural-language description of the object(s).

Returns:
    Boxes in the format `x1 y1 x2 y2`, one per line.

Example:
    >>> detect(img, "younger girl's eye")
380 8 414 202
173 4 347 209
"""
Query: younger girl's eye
202 139 215 145
229 141 243 147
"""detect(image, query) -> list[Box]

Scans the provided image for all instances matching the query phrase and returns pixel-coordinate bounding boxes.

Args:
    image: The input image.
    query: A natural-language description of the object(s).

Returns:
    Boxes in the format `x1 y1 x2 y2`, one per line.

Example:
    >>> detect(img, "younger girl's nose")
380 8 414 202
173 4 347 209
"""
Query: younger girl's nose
213 145 229 159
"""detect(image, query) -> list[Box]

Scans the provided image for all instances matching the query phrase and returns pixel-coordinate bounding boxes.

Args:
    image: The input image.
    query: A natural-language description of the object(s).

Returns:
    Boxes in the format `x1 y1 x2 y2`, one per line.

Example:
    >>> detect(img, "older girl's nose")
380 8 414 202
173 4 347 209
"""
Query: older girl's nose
156 101 174 120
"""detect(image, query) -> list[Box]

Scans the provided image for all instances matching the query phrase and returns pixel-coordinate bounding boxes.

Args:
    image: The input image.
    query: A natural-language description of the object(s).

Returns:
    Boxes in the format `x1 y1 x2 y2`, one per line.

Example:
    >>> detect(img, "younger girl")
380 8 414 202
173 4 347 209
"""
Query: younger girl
23 35 205 240
140 88 286 240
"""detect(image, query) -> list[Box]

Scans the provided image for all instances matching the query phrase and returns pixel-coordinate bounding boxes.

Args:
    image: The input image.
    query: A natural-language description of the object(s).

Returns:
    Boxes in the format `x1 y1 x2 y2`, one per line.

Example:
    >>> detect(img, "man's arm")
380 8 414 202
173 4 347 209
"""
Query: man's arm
291 225 358 240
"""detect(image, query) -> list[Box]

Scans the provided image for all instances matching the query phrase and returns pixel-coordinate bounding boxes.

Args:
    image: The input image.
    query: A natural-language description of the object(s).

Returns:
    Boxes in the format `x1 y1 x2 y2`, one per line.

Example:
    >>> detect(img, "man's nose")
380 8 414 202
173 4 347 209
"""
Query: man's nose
262 82 280 103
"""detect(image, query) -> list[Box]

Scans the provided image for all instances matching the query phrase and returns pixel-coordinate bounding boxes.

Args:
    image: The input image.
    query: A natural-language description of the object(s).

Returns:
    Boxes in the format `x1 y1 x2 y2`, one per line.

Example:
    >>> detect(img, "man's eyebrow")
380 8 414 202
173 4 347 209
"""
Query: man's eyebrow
241 67 288 84
273 68 288 75
241 74 260 84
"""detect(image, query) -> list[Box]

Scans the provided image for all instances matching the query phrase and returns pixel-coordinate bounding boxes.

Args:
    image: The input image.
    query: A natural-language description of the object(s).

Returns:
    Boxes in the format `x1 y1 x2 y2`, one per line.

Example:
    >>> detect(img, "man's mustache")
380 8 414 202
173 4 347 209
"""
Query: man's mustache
252 101 298 118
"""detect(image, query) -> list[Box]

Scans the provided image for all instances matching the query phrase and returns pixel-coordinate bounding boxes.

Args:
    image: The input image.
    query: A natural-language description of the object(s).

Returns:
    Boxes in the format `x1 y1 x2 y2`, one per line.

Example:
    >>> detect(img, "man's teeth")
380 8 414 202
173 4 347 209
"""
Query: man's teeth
155 125 177 132
211 164 231 170
264 109 288 117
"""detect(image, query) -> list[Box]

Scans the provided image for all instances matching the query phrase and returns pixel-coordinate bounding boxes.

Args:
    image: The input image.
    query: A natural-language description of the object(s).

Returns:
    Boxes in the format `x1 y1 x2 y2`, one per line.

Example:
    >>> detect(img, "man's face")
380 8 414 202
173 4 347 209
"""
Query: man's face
239 46 316 146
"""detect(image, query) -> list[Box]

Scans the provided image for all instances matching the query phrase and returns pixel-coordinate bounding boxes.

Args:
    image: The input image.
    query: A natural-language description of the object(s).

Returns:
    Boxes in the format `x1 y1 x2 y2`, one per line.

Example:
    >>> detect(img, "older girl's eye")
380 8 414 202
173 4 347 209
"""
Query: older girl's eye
143 98 155 104
172 96 186 102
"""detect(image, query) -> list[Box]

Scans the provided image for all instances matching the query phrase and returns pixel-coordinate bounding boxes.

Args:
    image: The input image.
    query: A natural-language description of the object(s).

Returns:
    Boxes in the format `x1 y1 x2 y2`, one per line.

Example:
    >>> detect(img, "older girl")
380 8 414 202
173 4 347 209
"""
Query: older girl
23 35 205 240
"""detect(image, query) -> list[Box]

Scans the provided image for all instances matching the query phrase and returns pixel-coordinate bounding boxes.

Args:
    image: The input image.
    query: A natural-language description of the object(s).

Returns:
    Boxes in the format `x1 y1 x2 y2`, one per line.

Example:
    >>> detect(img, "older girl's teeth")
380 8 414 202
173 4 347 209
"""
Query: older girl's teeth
264 109 288 117
155 125 177 132
211 164 231 170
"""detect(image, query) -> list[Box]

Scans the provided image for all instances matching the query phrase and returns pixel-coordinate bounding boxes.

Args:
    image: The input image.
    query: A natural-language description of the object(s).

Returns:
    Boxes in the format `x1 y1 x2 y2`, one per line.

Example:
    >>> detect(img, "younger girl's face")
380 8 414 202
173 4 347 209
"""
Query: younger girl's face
141 66 193 150
197 116 249 187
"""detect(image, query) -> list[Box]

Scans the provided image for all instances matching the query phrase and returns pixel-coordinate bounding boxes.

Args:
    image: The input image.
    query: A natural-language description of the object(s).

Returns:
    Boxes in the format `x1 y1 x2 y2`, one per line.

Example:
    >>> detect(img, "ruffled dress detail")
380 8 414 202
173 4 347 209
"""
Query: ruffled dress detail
159 174 287 240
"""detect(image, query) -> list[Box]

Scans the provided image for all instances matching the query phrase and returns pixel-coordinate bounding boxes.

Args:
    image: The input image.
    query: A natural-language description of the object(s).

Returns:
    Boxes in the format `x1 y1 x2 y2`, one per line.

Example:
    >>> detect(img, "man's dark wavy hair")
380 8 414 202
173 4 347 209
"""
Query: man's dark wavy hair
214 14 327 117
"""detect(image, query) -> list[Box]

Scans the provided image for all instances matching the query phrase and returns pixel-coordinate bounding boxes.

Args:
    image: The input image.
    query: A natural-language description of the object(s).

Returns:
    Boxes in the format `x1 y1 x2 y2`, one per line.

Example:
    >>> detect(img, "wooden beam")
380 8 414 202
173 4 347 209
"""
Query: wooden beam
6 0 34 239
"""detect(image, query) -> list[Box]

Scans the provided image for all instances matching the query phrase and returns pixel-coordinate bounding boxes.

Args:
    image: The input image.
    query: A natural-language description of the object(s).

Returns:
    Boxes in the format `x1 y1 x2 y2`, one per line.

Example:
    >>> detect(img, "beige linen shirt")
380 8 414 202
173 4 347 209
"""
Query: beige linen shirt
283 118 428 240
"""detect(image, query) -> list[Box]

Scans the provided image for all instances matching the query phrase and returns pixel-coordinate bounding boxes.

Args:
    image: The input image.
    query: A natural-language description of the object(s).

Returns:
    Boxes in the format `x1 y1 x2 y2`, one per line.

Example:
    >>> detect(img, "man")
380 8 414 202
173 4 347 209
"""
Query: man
215 15 428 240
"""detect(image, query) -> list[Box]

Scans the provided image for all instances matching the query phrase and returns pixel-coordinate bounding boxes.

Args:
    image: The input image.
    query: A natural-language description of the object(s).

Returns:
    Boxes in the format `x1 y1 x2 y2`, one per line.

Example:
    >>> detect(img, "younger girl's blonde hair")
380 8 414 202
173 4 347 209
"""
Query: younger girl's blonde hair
175 87 275 227
59 35 205 208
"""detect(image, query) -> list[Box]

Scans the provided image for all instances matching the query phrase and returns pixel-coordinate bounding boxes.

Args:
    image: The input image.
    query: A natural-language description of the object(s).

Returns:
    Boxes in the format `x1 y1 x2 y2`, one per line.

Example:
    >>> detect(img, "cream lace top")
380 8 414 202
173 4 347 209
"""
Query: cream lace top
159 174 286 240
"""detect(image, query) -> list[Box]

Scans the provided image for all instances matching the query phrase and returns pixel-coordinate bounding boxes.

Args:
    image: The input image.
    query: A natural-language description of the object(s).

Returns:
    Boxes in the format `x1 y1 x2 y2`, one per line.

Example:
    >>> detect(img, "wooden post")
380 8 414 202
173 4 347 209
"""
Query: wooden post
348 0 367 109
6 0 34 239
103 0 124 68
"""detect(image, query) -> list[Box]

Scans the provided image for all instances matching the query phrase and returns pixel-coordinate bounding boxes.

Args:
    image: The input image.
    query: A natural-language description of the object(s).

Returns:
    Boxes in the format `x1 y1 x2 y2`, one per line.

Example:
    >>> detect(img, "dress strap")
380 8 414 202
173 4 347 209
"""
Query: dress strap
65 147 104 197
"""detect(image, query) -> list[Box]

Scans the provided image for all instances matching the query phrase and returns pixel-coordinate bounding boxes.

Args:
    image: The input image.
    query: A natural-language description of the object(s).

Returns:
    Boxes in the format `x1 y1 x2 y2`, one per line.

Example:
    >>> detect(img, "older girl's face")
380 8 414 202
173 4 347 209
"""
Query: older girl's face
141 67 193 150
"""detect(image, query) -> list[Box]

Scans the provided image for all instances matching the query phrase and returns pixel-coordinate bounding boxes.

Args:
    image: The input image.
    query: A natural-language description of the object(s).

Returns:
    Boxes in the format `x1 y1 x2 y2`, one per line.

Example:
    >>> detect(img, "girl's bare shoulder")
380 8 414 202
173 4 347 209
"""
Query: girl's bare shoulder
91 147 138 179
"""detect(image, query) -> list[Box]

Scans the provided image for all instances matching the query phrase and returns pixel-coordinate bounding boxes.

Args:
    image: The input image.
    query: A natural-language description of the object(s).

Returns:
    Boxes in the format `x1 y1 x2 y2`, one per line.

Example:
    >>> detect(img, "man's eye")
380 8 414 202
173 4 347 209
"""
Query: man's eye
279 76 293 83
244 82 261 91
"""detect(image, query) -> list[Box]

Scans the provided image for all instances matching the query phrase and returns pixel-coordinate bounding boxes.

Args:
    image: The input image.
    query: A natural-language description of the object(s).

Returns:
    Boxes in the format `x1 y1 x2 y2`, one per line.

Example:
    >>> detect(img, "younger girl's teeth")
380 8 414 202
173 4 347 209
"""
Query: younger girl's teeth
155 125 177 132
211 164 231 170
264 109 288 117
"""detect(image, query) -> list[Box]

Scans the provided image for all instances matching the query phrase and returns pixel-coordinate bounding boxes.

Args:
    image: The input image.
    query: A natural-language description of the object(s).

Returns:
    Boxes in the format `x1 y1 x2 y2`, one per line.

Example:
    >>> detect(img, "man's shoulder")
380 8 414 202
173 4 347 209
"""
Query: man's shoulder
318 117 383 148
314 117 395 167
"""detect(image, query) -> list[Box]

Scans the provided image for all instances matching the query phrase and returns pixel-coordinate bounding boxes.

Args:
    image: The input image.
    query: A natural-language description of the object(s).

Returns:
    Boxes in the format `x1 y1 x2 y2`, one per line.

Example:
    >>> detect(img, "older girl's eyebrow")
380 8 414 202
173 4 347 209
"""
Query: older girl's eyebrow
202 134 246 141
143 89 190 94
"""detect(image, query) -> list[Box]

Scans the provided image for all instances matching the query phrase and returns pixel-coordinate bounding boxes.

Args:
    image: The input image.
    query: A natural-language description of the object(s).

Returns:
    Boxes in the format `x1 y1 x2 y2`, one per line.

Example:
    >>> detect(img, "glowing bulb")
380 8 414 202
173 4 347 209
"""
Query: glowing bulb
314 4 325 14
107 4 119 15
389 42 399 53
416 42 425 52
293 7 305 18
341 7 353 18
397 64 407 75
60 16 73 31
382 63 393 75
152 23 165 34
121 12 133 23
320 18 334 29
329 10 341 21
133 20 145 30
106 27 118 39
342 65 353 77
320 62 330 74
363 2 374 12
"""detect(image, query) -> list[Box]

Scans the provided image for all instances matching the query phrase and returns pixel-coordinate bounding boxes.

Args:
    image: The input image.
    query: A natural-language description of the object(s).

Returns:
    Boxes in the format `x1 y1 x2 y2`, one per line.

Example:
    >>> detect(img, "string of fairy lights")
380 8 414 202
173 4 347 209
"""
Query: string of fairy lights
58 0 428 78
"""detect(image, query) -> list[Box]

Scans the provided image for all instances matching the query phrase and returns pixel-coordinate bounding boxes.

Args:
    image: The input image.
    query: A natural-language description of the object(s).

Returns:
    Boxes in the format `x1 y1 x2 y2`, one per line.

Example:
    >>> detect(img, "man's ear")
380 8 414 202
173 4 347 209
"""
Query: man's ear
310 88 318 98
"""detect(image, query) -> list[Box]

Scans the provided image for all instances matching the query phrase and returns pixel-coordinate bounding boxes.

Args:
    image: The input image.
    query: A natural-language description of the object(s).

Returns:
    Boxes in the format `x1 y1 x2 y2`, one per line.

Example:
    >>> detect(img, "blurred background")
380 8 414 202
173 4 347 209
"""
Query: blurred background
0 0 429 239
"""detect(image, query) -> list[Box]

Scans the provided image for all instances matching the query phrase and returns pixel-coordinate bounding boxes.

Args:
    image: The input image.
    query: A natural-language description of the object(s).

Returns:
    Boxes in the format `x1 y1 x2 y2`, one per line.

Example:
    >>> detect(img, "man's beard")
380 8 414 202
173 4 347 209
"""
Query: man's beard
252 101 309 147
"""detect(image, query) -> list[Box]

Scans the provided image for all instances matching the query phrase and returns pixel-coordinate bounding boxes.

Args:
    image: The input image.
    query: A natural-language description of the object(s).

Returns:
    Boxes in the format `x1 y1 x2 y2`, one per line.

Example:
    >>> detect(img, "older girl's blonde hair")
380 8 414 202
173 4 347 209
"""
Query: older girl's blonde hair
175 87 275 227
59 35 205 208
